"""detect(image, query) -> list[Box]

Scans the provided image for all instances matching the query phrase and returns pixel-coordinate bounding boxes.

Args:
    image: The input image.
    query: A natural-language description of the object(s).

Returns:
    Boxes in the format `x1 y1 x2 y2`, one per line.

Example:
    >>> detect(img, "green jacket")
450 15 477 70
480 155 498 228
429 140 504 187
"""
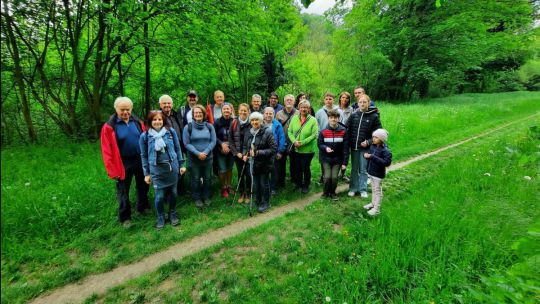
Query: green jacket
287 114 318 154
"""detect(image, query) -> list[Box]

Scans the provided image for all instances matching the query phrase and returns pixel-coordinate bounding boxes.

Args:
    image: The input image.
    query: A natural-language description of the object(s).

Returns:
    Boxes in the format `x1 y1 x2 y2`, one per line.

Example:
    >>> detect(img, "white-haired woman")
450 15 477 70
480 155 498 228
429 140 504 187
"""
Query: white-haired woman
101 97 150 227
242 112 277 213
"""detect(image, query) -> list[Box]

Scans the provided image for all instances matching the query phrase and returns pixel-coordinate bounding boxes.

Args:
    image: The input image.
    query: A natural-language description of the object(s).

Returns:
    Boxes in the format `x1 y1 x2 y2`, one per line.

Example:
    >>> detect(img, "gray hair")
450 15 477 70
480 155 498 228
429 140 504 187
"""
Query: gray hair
284 94 295 101
252 94 262 101
114 96 133 109
249 111 264 121
159 94 172 104
263 107 275 114
298 99 311 108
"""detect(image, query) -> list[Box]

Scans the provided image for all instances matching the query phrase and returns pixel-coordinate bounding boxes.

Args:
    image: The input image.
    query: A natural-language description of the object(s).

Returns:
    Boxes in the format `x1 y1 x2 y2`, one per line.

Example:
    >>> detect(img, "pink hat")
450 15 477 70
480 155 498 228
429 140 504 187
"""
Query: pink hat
372 128 389 143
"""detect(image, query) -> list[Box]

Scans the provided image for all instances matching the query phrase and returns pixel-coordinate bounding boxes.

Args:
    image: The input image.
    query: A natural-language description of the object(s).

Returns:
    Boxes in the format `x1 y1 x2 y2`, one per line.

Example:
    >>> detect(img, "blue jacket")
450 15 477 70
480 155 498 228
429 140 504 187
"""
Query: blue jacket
269 119 286 154
366 144 392 179
139 128 184 177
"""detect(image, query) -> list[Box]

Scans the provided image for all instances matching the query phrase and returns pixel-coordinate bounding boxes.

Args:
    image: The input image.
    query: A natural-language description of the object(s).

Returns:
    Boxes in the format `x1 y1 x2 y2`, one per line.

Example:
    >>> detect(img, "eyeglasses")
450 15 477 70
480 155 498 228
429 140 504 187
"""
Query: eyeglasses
150 110 162 113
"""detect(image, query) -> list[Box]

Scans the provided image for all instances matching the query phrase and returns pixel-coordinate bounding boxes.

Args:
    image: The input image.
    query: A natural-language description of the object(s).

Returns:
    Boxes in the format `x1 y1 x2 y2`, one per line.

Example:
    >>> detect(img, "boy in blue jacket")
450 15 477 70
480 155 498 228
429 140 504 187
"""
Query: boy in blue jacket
364 129 392 216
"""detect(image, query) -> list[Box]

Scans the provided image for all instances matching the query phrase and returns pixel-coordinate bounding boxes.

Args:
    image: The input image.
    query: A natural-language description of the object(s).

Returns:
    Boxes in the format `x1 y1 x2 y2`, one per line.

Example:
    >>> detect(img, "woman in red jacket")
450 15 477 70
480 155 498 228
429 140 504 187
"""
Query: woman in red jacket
101 97 150 227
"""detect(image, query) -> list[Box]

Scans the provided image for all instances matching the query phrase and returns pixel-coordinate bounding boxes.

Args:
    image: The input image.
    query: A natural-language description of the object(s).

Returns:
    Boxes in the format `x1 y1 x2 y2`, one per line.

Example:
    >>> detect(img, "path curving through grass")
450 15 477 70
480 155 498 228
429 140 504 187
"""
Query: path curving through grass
29 112 539 304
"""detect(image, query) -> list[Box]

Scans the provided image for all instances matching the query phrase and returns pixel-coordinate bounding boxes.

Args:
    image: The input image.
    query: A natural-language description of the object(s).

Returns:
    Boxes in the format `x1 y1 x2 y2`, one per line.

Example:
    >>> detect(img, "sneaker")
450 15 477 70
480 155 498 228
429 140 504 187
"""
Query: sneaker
360 191 368 198
221 188 229 198
122 220 132 228
204 199 211 207
170 212 180 226
195 200 204 208
363 203 374 210
348 191 356 197
331 194 339 201
367 208 380 216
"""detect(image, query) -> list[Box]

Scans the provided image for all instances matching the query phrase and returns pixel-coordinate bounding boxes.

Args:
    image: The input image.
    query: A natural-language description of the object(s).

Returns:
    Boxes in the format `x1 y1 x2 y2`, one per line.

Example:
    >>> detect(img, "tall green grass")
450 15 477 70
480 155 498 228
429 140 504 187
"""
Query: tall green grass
90 120 539 303
1 91 539 303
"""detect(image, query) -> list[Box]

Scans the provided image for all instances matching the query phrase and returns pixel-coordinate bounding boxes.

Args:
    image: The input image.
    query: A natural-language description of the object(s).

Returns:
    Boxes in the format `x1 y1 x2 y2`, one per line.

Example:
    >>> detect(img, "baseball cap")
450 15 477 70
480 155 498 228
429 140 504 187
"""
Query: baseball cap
187 90 198 97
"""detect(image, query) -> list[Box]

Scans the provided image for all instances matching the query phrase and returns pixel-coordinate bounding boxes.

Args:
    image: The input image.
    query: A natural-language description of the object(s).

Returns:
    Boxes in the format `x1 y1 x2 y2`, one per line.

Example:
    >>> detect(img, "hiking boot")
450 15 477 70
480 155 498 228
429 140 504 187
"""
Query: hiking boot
258 203 271 213
367 208 380 216
195 200 204 208
156 215 165 230
169 212 180 226
221 187 229 198
348 191 356 197
360 191 368 198
363 203 374 210
244 195 251 204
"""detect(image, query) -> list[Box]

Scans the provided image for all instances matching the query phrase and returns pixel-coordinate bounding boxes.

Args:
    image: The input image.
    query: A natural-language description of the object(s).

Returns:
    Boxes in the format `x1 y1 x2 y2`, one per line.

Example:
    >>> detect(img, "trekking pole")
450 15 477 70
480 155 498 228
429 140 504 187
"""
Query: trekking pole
231 160 247 205
248 144 256 217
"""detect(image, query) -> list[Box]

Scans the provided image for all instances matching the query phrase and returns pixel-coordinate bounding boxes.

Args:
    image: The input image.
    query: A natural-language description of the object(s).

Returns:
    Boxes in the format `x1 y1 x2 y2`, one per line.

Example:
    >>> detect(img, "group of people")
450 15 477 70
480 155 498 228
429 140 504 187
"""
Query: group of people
101 88 392 229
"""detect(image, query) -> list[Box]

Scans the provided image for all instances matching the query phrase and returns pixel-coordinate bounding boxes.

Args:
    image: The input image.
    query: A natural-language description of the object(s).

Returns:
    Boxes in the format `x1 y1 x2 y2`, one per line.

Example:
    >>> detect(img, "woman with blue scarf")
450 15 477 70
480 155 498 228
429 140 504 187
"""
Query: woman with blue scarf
140 111 186 229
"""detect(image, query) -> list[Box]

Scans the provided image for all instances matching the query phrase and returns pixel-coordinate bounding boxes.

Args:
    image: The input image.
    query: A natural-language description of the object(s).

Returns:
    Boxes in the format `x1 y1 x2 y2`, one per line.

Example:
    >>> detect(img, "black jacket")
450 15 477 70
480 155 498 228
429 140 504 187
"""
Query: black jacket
346 107 382 150
366 144 392 179
317 124 349 166
214 116 232 154
242 126 277 174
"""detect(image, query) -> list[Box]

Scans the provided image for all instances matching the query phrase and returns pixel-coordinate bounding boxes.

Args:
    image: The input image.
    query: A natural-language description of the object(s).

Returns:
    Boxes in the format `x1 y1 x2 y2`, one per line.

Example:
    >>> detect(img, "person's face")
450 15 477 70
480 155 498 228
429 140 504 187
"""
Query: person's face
372 136 382 145
187 94 198 106
115 101 132 121
251 98 261 109
328 115 338 127
151 114 164 130
299 94 307 101
193 108 204 122
263 109 274 123
214 92 224 105
299 104 309 115
358 98 370 112
324 96 334 108
284 96 294 108
269 96 278 107
354 89 365 100
251 118 261 129
159 98 173 114
340 95 349 107
222 105 232 118
238 106 249 119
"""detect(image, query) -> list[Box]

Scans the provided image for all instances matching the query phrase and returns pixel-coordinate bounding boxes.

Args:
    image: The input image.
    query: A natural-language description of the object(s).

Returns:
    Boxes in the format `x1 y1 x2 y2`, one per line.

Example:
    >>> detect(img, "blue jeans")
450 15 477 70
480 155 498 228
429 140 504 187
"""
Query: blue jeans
253 173 270 207
190 157 212 200
349 149 368 193
154 185 177 217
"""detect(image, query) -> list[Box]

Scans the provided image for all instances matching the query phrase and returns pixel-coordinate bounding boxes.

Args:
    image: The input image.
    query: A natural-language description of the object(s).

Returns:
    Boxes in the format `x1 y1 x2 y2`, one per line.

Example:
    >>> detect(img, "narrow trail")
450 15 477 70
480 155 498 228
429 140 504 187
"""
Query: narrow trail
30 113 538 304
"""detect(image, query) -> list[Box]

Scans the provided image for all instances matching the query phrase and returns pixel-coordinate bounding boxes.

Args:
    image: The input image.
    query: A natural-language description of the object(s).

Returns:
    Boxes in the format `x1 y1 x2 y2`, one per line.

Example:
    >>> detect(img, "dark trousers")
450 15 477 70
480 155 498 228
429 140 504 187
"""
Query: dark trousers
294 152 314 188
234 157 251 194
190 157 212 201
322 162 340 195
276 153 287 188
253 172 270 207
289 151 299 186
116 156 150 222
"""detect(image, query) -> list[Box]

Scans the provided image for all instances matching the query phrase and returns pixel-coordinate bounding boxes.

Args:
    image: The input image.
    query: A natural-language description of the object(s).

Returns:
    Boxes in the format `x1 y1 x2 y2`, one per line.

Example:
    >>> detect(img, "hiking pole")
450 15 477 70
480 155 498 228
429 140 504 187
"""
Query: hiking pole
231 160 247 205
248 144 256 217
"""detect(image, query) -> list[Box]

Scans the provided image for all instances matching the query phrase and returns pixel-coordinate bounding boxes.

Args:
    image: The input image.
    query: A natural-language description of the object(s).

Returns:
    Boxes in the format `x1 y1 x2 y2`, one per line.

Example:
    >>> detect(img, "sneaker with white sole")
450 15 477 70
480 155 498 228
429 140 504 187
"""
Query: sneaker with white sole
360 191 368 198
367 208 380 216
363 203 374 210
348 191 356 197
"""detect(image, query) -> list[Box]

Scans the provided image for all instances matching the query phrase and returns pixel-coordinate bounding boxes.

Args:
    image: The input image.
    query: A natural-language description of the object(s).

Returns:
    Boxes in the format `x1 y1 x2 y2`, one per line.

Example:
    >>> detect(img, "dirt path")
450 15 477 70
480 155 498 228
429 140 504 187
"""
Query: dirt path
30 113 538 304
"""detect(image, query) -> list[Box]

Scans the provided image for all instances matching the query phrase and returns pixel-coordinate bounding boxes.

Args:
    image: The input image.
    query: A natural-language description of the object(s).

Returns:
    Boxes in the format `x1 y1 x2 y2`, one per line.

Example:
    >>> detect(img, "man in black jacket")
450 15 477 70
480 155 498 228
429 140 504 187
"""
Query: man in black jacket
159 94 185 196
346 95 381 199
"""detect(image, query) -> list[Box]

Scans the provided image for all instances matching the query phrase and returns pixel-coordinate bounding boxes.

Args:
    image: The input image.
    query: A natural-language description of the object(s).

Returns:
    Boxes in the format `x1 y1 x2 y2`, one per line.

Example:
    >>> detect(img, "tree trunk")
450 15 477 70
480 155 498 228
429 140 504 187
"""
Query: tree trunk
143 0 151 118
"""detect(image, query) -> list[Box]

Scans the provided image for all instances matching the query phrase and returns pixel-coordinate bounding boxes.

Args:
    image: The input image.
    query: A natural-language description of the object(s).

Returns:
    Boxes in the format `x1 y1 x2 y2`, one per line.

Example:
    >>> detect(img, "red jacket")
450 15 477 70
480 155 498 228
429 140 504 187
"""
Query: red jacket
100 114 146 180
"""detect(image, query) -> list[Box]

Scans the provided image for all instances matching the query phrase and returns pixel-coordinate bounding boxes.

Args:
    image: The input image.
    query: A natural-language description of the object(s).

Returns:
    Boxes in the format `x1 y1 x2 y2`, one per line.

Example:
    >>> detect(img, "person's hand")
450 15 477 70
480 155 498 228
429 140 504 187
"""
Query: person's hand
326 147 333 153
144 175 151 184
294 141 301 147
199 152 207 160
221 143 230 153
242 155 248 162
276 153 282 160
361 140 369 148
341 165 347 170
179 167 187 175
237 153 243 159
364 153 371 159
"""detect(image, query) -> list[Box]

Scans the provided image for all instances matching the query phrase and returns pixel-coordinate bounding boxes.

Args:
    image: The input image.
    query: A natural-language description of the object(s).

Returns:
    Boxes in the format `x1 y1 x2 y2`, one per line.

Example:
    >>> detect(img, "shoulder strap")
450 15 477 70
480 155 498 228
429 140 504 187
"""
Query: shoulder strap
188 122 193 136
232 119 238 132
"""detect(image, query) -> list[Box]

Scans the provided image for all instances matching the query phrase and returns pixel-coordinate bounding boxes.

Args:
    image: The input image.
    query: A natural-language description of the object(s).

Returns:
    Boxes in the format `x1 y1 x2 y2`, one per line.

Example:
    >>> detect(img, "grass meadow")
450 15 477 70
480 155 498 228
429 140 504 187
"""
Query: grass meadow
1 91 539 303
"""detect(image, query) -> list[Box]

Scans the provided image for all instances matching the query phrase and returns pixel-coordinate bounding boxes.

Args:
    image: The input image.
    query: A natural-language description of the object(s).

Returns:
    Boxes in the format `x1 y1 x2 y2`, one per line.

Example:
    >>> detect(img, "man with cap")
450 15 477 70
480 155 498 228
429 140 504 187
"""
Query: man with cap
179 90 199 130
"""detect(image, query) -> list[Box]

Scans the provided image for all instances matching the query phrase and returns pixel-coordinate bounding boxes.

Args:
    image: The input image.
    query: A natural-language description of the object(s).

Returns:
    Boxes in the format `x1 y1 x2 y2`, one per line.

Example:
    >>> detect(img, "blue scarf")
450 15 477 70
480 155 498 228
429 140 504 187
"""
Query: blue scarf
149 128 167 152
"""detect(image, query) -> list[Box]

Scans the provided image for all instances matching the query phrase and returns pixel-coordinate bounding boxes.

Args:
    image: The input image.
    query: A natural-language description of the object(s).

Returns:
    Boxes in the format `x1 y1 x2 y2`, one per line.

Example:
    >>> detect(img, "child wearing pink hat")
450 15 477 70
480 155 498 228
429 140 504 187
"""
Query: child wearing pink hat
363 129 392 216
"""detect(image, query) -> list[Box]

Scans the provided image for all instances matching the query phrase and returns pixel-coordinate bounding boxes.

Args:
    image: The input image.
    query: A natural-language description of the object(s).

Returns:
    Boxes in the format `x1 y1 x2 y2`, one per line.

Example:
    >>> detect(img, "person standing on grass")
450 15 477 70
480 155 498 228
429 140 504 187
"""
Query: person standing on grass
268 92 283 113
229 103 252 204
140 111 186 229
159 94 186 196
295 92 315 116
263 107 286 196
364 129 392 216
318 109 349 201
179 90 199 130
183 105 216 208
346 94 382 199
101 97 150 227
242 112 277 213
214 103 235 198
275 94 297 189
337 91 353 182
352 86 376 110
315 92 340 186
250 94 264 113
288 100 318 194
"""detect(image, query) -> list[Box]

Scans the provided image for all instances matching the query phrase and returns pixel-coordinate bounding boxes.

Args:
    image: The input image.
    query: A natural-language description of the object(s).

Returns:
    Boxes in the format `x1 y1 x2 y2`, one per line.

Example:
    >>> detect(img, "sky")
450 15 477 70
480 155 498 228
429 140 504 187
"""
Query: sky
299 0 337 15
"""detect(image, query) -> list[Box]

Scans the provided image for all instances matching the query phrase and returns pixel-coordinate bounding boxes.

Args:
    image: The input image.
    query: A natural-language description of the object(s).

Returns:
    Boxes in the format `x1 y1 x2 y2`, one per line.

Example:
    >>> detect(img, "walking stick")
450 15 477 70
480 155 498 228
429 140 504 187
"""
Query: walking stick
231 160 247 205
248 144 256 217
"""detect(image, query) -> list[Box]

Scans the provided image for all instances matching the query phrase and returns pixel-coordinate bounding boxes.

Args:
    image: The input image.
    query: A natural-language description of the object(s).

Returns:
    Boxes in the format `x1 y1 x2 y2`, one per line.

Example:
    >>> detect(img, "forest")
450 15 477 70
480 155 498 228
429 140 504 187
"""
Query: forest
1 0 539 145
